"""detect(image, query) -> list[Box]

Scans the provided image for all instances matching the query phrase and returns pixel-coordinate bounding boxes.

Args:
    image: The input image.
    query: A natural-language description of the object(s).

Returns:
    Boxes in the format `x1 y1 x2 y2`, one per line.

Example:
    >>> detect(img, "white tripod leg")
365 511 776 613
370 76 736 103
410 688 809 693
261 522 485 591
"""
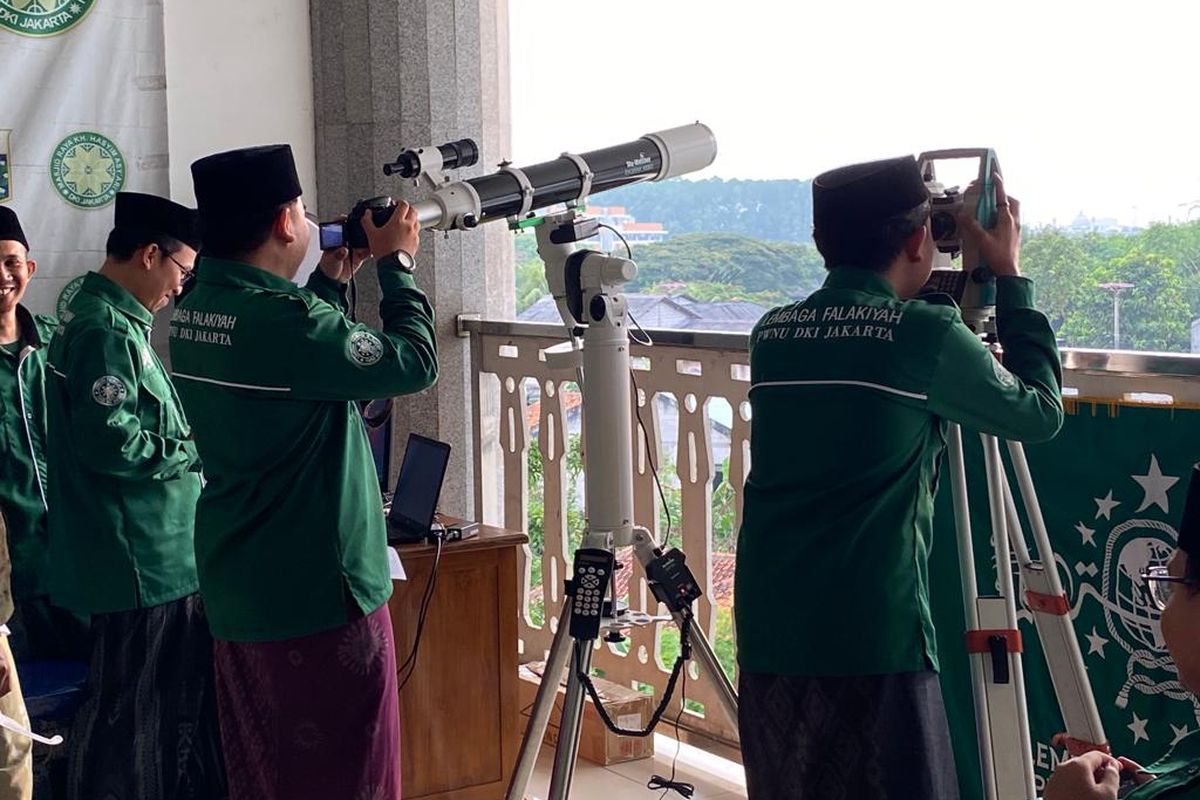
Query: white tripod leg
548 641 594 800
1005 441 1108 755
948 424 1002 800
978 434 1038 800
631 528 738 729
505 596 577 800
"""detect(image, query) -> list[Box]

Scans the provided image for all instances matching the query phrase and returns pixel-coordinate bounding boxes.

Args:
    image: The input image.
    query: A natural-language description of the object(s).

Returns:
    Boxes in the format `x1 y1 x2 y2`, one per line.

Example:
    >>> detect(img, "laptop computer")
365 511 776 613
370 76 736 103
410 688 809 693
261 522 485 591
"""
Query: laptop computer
386 434 453 544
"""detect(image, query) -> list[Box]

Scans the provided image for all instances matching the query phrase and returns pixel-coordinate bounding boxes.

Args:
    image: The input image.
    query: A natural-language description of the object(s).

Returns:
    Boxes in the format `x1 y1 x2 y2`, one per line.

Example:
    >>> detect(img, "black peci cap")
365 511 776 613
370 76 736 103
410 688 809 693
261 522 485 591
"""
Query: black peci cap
190 144 303 226
113 192 202 250
813 155 930 236
0 206 29 252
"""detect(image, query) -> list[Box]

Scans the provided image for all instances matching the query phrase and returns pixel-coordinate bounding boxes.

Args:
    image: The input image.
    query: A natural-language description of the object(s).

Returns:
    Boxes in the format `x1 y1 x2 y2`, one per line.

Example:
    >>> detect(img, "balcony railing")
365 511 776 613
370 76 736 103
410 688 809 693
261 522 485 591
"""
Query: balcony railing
465 316 1200 758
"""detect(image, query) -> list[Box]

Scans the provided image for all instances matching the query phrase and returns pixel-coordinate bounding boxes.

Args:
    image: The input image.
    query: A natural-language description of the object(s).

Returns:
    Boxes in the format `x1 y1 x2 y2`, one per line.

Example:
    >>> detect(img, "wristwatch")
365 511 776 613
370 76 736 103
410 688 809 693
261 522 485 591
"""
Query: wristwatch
380 249 416 274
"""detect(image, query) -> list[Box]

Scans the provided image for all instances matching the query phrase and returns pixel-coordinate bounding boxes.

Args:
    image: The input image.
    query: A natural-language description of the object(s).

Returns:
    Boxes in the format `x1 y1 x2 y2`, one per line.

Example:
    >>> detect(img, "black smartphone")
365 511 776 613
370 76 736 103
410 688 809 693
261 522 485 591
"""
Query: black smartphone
318 222 345 251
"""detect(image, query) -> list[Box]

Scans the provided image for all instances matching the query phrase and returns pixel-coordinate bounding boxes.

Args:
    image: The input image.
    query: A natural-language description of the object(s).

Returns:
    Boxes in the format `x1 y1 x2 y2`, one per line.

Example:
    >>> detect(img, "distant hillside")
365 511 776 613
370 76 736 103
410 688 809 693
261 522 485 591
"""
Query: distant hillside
594 177 813 243
511 231 826 312
627 233 824 300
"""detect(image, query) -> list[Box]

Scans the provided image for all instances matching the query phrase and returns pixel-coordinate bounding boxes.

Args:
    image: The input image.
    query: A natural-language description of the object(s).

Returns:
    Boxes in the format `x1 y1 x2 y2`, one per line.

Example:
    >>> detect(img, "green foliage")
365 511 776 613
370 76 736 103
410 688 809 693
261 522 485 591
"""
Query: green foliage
516 177 1200 351
1021 226 1196 351
522 404 739 688
659 605 737 683
644 448 738 554
524 423 586 626
594 177 814 243
628 233 825 301
1018 230 1100 336
648 280 791 308
711 459 738 553
515 257 549 315
512 232 547 315
1140 221 1200 316
514 232 539 263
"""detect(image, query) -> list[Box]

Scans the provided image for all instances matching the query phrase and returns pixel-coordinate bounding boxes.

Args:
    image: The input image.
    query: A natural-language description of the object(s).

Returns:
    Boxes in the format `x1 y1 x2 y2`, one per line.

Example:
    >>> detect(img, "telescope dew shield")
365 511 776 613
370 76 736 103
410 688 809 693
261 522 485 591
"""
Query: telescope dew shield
409 122 717 231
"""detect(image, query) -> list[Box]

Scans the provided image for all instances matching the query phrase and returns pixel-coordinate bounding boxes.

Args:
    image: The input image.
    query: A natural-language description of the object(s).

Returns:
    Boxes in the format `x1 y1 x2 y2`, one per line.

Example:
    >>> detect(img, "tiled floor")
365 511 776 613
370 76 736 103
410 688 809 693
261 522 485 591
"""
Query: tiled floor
526 734 747 800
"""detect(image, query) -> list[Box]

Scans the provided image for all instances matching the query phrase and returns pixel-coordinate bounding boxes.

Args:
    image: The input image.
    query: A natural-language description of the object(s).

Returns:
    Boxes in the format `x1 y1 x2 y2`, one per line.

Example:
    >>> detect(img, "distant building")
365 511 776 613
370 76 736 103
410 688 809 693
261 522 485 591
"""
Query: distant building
584 205 669 250
1064 212 1142 236
519 292 766 333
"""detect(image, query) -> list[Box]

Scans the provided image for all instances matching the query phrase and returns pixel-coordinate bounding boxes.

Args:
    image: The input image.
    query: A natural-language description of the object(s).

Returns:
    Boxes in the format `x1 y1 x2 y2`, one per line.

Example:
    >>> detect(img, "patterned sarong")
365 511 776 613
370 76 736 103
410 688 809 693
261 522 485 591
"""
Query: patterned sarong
66 593 227 800
738 670 960 799
213 603 401 800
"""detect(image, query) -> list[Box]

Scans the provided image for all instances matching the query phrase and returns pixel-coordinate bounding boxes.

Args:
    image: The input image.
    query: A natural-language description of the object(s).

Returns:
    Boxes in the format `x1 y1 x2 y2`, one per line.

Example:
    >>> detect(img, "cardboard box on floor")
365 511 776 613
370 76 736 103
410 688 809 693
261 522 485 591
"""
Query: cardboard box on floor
518 661 655 766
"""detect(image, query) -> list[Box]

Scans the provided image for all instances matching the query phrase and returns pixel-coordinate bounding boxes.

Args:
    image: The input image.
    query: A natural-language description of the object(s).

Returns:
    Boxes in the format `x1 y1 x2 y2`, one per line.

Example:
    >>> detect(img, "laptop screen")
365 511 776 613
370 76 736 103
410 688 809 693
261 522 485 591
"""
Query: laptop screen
387 434 452 536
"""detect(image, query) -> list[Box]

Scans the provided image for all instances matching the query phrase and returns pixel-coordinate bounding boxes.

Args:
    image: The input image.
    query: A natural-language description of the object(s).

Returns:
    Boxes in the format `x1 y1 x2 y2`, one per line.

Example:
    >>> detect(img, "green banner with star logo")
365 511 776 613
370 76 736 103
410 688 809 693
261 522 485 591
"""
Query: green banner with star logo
932 401 1200 799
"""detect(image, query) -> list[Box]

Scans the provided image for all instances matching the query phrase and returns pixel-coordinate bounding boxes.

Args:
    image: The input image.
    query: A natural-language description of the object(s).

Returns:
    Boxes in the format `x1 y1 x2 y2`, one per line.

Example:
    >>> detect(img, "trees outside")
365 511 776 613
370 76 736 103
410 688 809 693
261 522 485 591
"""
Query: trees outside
513 181 1200 350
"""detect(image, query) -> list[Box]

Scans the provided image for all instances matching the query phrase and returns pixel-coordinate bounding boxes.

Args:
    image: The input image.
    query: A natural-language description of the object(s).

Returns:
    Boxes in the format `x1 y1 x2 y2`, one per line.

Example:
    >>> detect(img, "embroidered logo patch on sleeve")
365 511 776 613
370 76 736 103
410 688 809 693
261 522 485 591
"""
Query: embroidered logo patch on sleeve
992 356 1017 388
347 330 385 366
91 375 127 407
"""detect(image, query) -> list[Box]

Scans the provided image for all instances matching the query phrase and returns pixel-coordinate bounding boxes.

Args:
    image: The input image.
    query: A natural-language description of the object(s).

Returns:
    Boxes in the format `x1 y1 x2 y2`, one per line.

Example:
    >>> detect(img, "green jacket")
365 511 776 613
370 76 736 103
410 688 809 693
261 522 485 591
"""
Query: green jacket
734 267 1063 676
0 306 55 600
45 272 202 615
168 258 437 642
1127 730 1200 799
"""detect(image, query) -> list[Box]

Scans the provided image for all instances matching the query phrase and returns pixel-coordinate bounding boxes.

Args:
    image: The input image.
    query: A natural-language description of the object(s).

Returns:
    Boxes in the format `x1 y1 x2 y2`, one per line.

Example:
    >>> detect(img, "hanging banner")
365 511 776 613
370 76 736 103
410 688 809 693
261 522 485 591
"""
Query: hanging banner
932 401 1200 799
0 0 168 314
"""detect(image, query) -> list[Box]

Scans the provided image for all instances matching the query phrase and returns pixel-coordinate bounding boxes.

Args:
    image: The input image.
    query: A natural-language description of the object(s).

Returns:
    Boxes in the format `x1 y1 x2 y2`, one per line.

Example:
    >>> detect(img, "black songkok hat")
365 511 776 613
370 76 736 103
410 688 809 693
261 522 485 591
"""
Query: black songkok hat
812 156 930 236
190 144 303 225
0 206 29 251
1180 464 1200 561
113 192 203 250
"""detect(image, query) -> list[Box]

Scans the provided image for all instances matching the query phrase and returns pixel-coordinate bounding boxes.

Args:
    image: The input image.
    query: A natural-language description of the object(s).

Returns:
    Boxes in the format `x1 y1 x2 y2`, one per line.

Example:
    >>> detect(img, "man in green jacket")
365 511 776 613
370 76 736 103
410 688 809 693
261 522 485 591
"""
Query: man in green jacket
171 144 436 800
46 192 226 800
734 156 1064 799
0 207 89 662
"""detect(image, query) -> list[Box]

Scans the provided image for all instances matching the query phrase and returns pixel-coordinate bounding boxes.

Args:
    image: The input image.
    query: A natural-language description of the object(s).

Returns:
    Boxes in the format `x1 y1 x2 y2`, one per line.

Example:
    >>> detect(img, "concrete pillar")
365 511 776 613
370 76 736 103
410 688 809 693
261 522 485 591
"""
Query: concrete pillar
310 0 513 519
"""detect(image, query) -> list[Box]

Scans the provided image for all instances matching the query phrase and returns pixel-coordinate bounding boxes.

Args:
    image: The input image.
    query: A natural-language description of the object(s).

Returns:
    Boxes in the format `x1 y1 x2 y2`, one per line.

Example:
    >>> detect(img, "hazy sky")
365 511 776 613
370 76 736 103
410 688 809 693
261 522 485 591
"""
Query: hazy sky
510 1 1200 228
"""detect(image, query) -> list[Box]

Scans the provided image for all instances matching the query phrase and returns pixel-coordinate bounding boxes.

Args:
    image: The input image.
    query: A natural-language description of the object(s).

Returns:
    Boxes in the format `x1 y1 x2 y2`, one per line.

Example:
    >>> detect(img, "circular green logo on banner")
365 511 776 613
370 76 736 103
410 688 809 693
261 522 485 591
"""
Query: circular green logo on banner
55 274 86 318
0 0 97 37
50 132 125 209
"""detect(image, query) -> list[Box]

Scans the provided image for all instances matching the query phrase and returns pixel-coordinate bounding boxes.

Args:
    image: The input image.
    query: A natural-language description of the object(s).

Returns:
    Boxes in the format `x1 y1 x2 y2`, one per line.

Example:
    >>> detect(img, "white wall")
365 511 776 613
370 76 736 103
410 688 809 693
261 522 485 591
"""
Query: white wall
163 0 317 209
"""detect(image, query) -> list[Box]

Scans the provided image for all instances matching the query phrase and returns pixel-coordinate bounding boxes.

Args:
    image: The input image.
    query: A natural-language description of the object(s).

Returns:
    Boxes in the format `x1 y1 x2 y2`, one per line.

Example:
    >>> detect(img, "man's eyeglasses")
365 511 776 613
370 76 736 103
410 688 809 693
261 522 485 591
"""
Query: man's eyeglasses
1141 565 1192 612
166 252 195 280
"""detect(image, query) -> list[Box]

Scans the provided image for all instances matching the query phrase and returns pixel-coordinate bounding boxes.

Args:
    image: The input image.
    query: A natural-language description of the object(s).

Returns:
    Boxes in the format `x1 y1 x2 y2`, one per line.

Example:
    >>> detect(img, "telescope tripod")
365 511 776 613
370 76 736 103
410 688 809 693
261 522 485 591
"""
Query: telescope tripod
947 422 1108 800
504 210 738 800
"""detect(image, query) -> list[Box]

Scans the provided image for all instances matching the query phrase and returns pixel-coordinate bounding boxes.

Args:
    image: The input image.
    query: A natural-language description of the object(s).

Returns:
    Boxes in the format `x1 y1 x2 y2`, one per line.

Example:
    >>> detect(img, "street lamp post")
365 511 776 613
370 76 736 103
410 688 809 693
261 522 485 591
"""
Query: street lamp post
1099 281 1135 350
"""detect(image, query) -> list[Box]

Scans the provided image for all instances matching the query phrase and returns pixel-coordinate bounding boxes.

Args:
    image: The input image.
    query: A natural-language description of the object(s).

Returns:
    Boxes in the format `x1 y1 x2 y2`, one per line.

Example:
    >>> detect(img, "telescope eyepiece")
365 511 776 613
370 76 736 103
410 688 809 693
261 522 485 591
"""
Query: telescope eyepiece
384 151 422 178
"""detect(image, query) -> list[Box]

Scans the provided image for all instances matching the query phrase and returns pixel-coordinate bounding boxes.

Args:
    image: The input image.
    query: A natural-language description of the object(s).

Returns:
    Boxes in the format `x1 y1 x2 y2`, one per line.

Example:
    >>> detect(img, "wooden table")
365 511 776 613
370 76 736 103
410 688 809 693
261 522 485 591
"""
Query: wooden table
388 524 528 800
